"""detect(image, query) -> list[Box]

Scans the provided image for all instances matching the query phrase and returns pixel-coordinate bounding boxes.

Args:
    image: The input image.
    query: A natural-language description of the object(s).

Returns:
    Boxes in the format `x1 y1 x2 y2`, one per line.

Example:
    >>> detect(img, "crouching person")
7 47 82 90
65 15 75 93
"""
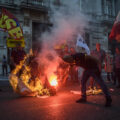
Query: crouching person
63 53 112 107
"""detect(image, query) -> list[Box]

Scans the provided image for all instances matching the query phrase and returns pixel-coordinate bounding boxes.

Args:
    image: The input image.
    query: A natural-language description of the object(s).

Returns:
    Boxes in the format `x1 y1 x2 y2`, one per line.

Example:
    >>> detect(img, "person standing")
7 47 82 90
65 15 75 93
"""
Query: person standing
2 55 8 75
13 44 26 66
114 47 120 88
90 43 106 89
105 51 114 82
10 48 16 72
63 53 112 107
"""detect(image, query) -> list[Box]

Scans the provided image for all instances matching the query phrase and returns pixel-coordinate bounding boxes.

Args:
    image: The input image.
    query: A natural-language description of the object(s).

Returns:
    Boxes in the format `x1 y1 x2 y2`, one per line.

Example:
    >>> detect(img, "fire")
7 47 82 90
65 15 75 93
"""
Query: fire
9 49 50 96
49 75 58 87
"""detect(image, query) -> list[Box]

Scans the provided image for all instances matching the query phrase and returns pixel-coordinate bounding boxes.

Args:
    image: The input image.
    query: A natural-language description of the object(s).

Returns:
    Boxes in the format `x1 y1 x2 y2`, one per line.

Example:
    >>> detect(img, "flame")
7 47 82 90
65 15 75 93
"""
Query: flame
49 75 58 87
9 49 50 96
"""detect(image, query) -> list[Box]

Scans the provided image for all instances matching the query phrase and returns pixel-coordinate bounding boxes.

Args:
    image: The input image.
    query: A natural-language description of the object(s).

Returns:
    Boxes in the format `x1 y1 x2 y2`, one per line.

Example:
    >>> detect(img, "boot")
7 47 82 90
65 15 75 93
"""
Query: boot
105 97 112 107
76 98 87 103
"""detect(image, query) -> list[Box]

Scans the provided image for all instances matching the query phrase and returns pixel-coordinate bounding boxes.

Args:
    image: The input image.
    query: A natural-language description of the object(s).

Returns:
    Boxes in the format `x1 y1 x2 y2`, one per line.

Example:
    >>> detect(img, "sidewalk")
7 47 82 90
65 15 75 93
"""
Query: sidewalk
0 74 9 87
0 63 9 80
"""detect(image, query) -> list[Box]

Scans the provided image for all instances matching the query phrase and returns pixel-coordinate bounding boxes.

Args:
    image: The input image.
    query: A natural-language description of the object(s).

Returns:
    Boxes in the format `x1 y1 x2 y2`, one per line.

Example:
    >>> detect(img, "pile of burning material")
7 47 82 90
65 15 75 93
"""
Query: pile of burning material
71 88 103 96
9 50 58 97
86 87 102 95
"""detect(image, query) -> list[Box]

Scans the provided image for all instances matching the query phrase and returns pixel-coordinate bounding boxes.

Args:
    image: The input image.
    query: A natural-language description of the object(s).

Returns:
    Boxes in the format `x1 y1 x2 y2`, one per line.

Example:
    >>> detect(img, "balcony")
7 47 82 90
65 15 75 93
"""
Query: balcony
20 0 50 12
101 14 115 26
0 0 17 9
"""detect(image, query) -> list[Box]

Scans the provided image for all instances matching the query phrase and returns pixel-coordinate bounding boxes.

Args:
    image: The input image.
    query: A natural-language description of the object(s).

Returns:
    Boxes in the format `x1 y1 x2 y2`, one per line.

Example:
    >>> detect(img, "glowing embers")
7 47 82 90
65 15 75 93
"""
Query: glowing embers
86 88 102 95
71 87 103 96
49 74 58 87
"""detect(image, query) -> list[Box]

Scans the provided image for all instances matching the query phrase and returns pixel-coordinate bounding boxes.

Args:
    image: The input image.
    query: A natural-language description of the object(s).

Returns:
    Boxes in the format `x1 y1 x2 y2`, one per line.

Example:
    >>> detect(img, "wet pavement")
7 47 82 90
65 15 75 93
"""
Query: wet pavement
0 83 120 120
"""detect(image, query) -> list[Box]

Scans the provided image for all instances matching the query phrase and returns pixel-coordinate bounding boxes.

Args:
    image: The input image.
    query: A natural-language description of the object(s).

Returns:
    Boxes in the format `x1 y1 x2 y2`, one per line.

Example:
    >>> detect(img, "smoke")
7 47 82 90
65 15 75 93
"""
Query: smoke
36 0 88 81
41 0 87 48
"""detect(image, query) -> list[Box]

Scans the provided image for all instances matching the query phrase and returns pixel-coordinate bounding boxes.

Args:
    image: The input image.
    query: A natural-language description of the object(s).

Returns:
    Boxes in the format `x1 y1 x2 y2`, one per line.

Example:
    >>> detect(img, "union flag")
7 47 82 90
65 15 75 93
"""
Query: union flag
0 8 24 41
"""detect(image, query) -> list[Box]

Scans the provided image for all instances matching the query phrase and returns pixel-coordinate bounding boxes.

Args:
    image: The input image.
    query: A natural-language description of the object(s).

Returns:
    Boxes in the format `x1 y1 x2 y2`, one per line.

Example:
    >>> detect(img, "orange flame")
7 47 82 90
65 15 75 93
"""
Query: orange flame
49 75 58 87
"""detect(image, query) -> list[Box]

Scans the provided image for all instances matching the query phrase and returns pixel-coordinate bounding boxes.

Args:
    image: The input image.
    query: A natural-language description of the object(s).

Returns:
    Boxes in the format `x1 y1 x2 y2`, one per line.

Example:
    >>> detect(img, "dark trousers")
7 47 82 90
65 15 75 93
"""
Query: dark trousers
107 72 114 81
89 64 102 89
2 65 7 75
114 68 120 86
81 69 110 99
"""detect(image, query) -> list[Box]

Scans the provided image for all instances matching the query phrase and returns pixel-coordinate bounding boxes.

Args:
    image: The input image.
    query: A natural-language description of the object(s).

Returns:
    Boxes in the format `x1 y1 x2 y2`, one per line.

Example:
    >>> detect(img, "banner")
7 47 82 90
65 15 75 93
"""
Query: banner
7 37 25 48
76 34 90 55
0 8 25 47
109 11 120 42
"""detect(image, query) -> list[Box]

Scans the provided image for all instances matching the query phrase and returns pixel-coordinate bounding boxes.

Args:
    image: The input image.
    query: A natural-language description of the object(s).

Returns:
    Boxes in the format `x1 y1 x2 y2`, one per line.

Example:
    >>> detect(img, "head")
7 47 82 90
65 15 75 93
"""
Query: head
63 55 74 64
70 47 75 54
96 43 101 52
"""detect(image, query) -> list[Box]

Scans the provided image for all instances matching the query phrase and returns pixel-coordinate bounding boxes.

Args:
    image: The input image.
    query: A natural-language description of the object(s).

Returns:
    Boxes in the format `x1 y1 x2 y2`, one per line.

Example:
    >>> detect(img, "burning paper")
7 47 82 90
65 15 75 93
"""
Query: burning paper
9 50 51 96
70 88 103 96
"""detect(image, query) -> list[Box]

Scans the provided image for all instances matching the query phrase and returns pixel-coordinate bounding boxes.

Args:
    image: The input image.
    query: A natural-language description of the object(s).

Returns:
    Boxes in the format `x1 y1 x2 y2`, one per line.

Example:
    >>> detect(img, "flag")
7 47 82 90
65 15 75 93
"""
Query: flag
0 12 7 30
109 11 120 42
76 34 90 55
0 8 24 41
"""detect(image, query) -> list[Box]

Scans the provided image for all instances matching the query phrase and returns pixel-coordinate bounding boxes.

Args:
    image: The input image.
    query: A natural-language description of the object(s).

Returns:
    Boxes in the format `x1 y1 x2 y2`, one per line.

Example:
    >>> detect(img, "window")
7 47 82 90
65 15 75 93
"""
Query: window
53 0 61 5
106 0 112 16
24 18 29 26
0 32 7 46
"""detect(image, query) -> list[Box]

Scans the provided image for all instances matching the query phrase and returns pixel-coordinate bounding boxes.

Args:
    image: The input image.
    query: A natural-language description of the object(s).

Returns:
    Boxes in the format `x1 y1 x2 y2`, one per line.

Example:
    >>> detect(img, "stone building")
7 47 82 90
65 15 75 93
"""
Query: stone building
0 0 120 62
0 0 51 61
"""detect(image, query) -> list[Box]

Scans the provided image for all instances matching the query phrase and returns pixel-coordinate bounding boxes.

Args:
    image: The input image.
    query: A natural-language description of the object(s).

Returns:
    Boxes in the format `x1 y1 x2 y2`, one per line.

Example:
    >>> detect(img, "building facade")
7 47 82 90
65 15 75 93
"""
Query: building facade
0 0 120 62
0 0 51 61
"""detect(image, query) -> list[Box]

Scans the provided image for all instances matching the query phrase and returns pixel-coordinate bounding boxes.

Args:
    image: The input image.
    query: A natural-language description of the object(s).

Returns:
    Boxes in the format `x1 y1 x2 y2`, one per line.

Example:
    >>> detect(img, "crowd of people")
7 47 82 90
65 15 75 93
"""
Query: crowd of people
1 41 120 107
59 43 120 89
61 42 120 107
1 42 120 89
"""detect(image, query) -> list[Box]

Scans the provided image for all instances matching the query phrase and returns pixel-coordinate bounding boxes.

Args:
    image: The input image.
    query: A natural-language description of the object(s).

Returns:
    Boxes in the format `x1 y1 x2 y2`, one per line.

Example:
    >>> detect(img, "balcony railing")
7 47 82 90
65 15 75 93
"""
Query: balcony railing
0 0 18 9
0 0 15 4
21 0 50 9
0 0 50 10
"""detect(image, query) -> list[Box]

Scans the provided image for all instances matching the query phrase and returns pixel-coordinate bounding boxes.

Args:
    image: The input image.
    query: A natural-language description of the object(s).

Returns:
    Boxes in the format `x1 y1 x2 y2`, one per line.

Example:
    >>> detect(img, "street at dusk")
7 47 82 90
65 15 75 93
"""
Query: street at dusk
1 0 120 120
0 83 120 120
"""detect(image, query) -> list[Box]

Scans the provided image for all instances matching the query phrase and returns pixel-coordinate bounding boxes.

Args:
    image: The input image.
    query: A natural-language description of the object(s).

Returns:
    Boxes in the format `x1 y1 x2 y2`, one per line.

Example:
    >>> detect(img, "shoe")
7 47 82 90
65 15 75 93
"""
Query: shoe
105 97 112 107
76 98 87 103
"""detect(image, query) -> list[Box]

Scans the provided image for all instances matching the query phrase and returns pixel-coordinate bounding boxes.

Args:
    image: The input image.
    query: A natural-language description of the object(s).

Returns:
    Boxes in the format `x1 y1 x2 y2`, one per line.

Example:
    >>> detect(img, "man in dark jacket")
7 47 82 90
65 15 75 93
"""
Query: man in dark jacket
63 53 112 107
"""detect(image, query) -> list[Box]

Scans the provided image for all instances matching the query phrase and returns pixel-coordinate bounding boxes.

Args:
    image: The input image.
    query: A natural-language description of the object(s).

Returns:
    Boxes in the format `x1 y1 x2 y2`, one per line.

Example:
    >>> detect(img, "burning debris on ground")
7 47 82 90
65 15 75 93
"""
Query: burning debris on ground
9 49 57 97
